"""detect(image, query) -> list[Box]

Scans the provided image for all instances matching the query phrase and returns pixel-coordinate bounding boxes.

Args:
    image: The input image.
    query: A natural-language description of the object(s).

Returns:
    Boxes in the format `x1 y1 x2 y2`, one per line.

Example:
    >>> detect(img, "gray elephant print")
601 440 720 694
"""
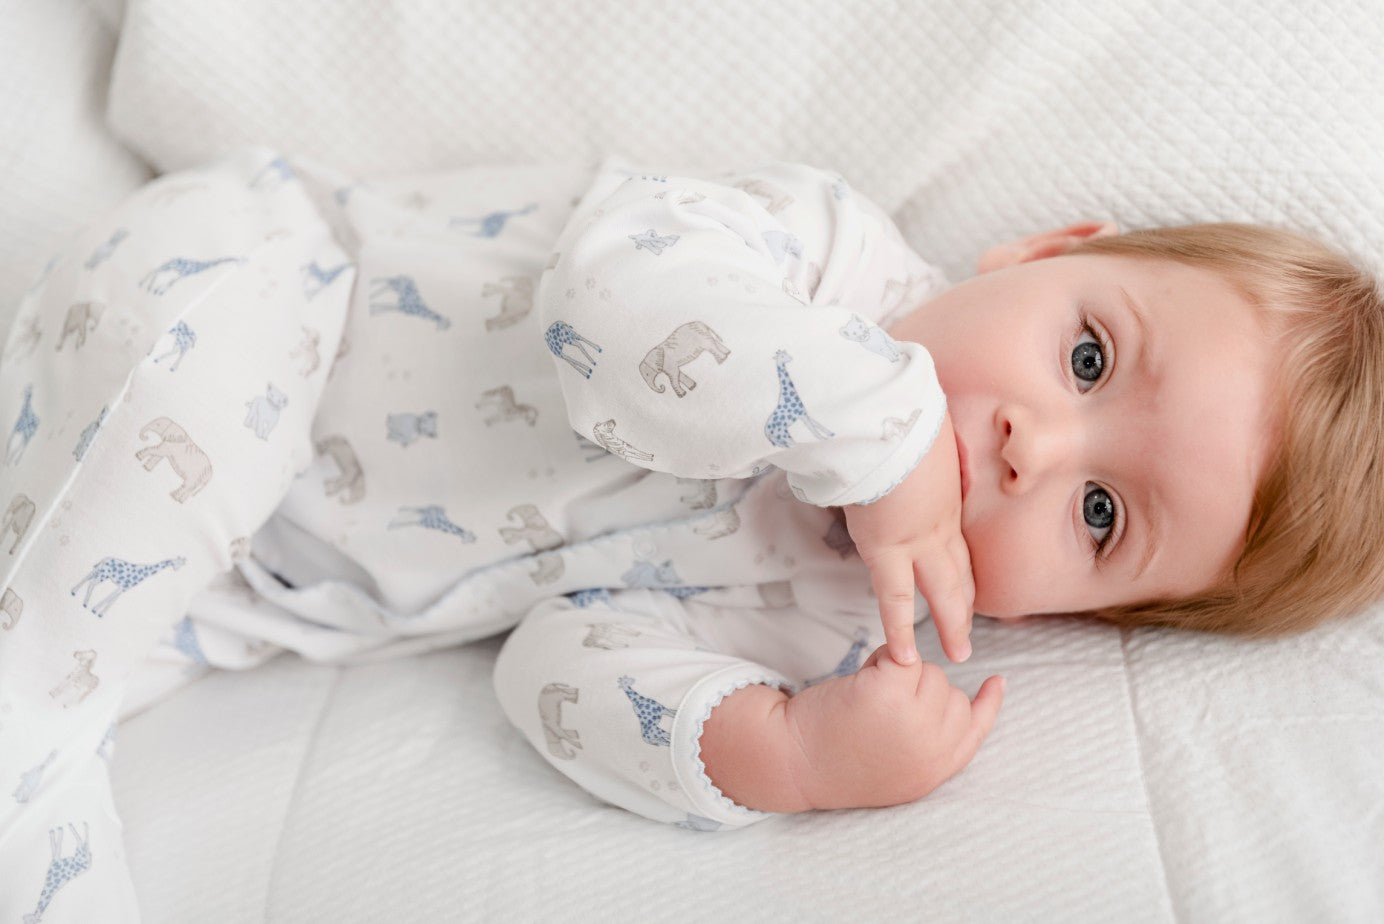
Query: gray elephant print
136 417 214 502
583 622 640 650
731 177 794 214
567 587 612 607
23 822 92 922
529 551 565 585
315 434 364 503
881 408 923 442
5 314 42 361
839 313 902 362
244 384 288 440
71 556 187 618
55 302 103 351
692 505 740 540
2 493 35 554
475 386 537 426
482 276 534 331
6 383 40 465
152 321 196 371
386 411 438 447
1 586 23 630
12 749 56 803
538 682 582 760
290 326 321 376
73 406 108 461
639 321 731 397
498 504 563 552
591 419 653 463
369 276 451 329
676 478 717 510
822 516 857 559
49 650 99 708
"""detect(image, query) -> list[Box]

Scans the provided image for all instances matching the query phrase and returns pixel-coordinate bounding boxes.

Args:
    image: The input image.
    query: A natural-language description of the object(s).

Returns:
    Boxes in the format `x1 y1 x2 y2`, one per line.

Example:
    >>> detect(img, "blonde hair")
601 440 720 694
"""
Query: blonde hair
1066 222 1384 637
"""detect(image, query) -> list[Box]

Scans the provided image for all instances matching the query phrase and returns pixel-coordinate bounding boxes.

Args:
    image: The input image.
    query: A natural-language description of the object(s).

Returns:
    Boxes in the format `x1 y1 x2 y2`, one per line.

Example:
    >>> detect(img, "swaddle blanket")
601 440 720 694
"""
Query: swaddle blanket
1 145 952 919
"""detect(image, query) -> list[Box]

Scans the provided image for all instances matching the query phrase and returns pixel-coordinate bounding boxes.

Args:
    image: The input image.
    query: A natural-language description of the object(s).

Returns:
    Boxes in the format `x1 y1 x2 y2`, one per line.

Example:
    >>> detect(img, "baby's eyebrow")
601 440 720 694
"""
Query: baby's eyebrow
1119 284 1153 380
1131 489 1163 582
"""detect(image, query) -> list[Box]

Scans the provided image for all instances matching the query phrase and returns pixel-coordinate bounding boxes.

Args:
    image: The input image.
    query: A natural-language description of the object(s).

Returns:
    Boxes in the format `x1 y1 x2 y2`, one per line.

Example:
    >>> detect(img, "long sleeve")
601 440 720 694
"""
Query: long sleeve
537 156 950 507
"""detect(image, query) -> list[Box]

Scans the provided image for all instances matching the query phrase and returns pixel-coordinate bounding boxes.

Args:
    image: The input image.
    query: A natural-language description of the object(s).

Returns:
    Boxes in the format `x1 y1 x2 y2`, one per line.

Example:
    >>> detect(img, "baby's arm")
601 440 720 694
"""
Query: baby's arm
539 159 948 508
700 647 1005 812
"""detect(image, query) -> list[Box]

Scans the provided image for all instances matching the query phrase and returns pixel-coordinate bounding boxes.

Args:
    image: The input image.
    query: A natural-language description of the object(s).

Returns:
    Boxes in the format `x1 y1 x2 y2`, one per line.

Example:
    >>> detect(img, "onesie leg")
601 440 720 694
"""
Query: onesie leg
492 587 883 830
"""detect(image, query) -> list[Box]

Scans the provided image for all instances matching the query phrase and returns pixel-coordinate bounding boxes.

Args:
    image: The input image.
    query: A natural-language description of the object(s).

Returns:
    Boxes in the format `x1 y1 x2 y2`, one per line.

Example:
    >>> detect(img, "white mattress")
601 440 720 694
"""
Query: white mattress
7 0 1384 919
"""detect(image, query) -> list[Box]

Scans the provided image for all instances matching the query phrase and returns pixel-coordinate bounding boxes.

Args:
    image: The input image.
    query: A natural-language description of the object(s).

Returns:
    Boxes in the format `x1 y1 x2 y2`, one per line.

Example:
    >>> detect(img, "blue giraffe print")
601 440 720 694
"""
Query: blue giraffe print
628 228 680 255
661 585 710 599
12 750 57 803
72 406 107 461
764 350 834 448
618 675 677 747
70 556 187 618
300 260 352 299
172 615 209 666
802 627 872 687
139 256 245 295
152 321 196 371
83 228 129 270
6 383 39 465
23 823 91 924
622 558 681 588
450 203 538 238
568 587 614 607
368 276 451 329
388 505 477 542
675 814 723 832
251 155 296 189
761 229 804 264
544 321 602 378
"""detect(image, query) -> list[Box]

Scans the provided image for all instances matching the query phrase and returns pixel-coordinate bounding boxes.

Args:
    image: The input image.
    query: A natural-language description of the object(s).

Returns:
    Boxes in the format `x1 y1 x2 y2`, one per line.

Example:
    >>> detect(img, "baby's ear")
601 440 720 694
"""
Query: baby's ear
976 220 1119 274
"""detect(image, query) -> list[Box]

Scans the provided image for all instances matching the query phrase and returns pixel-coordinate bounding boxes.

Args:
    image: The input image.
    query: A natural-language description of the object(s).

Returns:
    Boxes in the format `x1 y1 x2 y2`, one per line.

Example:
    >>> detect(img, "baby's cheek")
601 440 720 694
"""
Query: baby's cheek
963 516 1043 618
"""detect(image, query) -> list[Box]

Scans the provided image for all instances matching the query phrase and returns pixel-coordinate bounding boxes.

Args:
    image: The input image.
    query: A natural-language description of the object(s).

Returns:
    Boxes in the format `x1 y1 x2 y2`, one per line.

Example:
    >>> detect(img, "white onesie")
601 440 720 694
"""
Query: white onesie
0 148 948 920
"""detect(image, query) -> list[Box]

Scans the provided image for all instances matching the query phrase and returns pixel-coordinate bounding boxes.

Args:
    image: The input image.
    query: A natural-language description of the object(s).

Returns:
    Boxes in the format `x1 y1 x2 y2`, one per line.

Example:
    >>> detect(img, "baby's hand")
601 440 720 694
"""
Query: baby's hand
784 645 1005 810
842 409 975 665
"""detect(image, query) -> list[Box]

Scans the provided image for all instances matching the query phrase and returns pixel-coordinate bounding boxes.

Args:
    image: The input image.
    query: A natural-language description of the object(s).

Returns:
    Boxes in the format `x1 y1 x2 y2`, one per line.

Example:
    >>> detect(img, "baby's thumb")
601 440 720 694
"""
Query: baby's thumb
959 676 1006 764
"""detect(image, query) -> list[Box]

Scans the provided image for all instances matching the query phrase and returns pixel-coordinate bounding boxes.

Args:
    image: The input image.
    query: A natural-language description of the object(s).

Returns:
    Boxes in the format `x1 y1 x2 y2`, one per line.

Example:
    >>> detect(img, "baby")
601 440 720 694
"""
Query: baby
504 170 1384 819
3 150 1383 918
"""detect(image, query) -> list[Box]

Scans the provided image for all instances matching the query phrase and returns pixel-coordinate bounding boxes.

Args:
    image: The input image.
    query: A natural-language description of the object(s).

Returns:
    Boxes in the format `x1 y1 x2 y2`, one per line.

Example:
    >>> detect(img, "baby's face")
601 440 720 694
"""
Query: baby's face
890 251 1278 618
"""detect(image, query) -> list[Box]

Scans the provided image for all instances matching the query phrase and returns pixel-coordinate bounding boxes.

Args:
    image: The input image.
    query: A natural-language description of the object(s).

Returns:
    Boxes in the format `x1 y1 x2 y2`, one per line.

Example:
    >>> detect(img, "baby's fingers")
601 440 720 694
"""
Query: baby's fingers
864 548 920 665
913 543 973 663
951 675 1006 772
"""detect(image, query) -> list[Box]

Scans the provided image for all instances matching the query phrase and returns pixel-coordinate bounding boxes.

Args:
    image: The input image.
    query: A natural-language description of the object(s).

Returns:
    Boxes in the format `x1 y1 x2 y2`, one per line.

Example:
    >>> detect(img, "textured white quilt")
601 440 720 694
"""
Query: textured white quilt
4 0 1383 920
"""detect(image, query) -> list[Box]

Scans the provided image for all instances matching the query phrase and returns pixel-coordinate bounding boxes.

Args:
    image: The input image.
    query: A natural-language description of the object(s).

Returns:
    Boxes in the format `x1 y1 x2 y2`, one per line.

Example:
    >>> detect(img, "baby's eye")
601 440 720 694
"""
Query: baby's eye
1083 483 1117 549
1071 328 1104 390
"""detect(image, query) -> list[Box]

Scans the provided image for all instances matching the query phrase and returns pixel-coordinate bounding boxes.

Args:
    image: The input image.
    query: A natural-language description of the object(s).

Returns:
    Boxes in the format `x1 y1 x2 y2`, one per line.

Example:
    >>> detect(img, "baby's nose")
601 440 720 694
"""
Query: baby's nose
997 405 1079 493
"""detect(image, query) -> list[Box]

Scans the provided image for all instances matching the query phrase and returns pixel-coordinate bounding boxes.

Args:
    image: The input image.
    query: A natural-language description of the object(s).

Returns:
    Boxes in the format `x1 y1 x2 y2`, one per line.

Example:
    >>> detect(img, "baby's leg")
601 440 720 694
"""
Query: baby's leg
492 586 881 830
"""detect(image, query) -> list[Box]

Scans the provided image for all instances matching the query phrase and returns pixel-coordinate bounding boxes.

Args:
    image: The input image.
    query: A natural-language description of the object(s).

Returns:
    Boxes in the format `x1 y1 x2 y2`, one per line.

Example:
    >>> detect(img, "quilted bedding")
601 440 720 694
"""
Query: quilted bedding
4 0 1383 920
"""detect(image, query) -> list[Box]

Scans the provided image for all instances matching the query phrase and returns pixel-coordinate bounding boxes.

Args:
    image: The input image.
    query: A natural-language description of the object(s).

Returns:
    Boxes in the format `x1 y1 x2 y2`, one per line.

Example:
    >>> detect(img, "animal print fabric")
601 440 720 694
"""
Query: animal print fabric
0 147 352 922
0 147 950 916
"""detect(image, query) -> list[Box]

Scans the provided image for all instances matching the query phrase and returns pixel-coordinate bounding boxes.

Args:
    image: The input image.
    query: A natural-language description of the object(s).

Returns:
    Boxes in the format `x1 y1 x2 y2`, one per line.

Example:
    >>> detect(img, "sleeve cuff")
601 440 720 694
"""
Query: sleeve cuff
670 664 797 828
